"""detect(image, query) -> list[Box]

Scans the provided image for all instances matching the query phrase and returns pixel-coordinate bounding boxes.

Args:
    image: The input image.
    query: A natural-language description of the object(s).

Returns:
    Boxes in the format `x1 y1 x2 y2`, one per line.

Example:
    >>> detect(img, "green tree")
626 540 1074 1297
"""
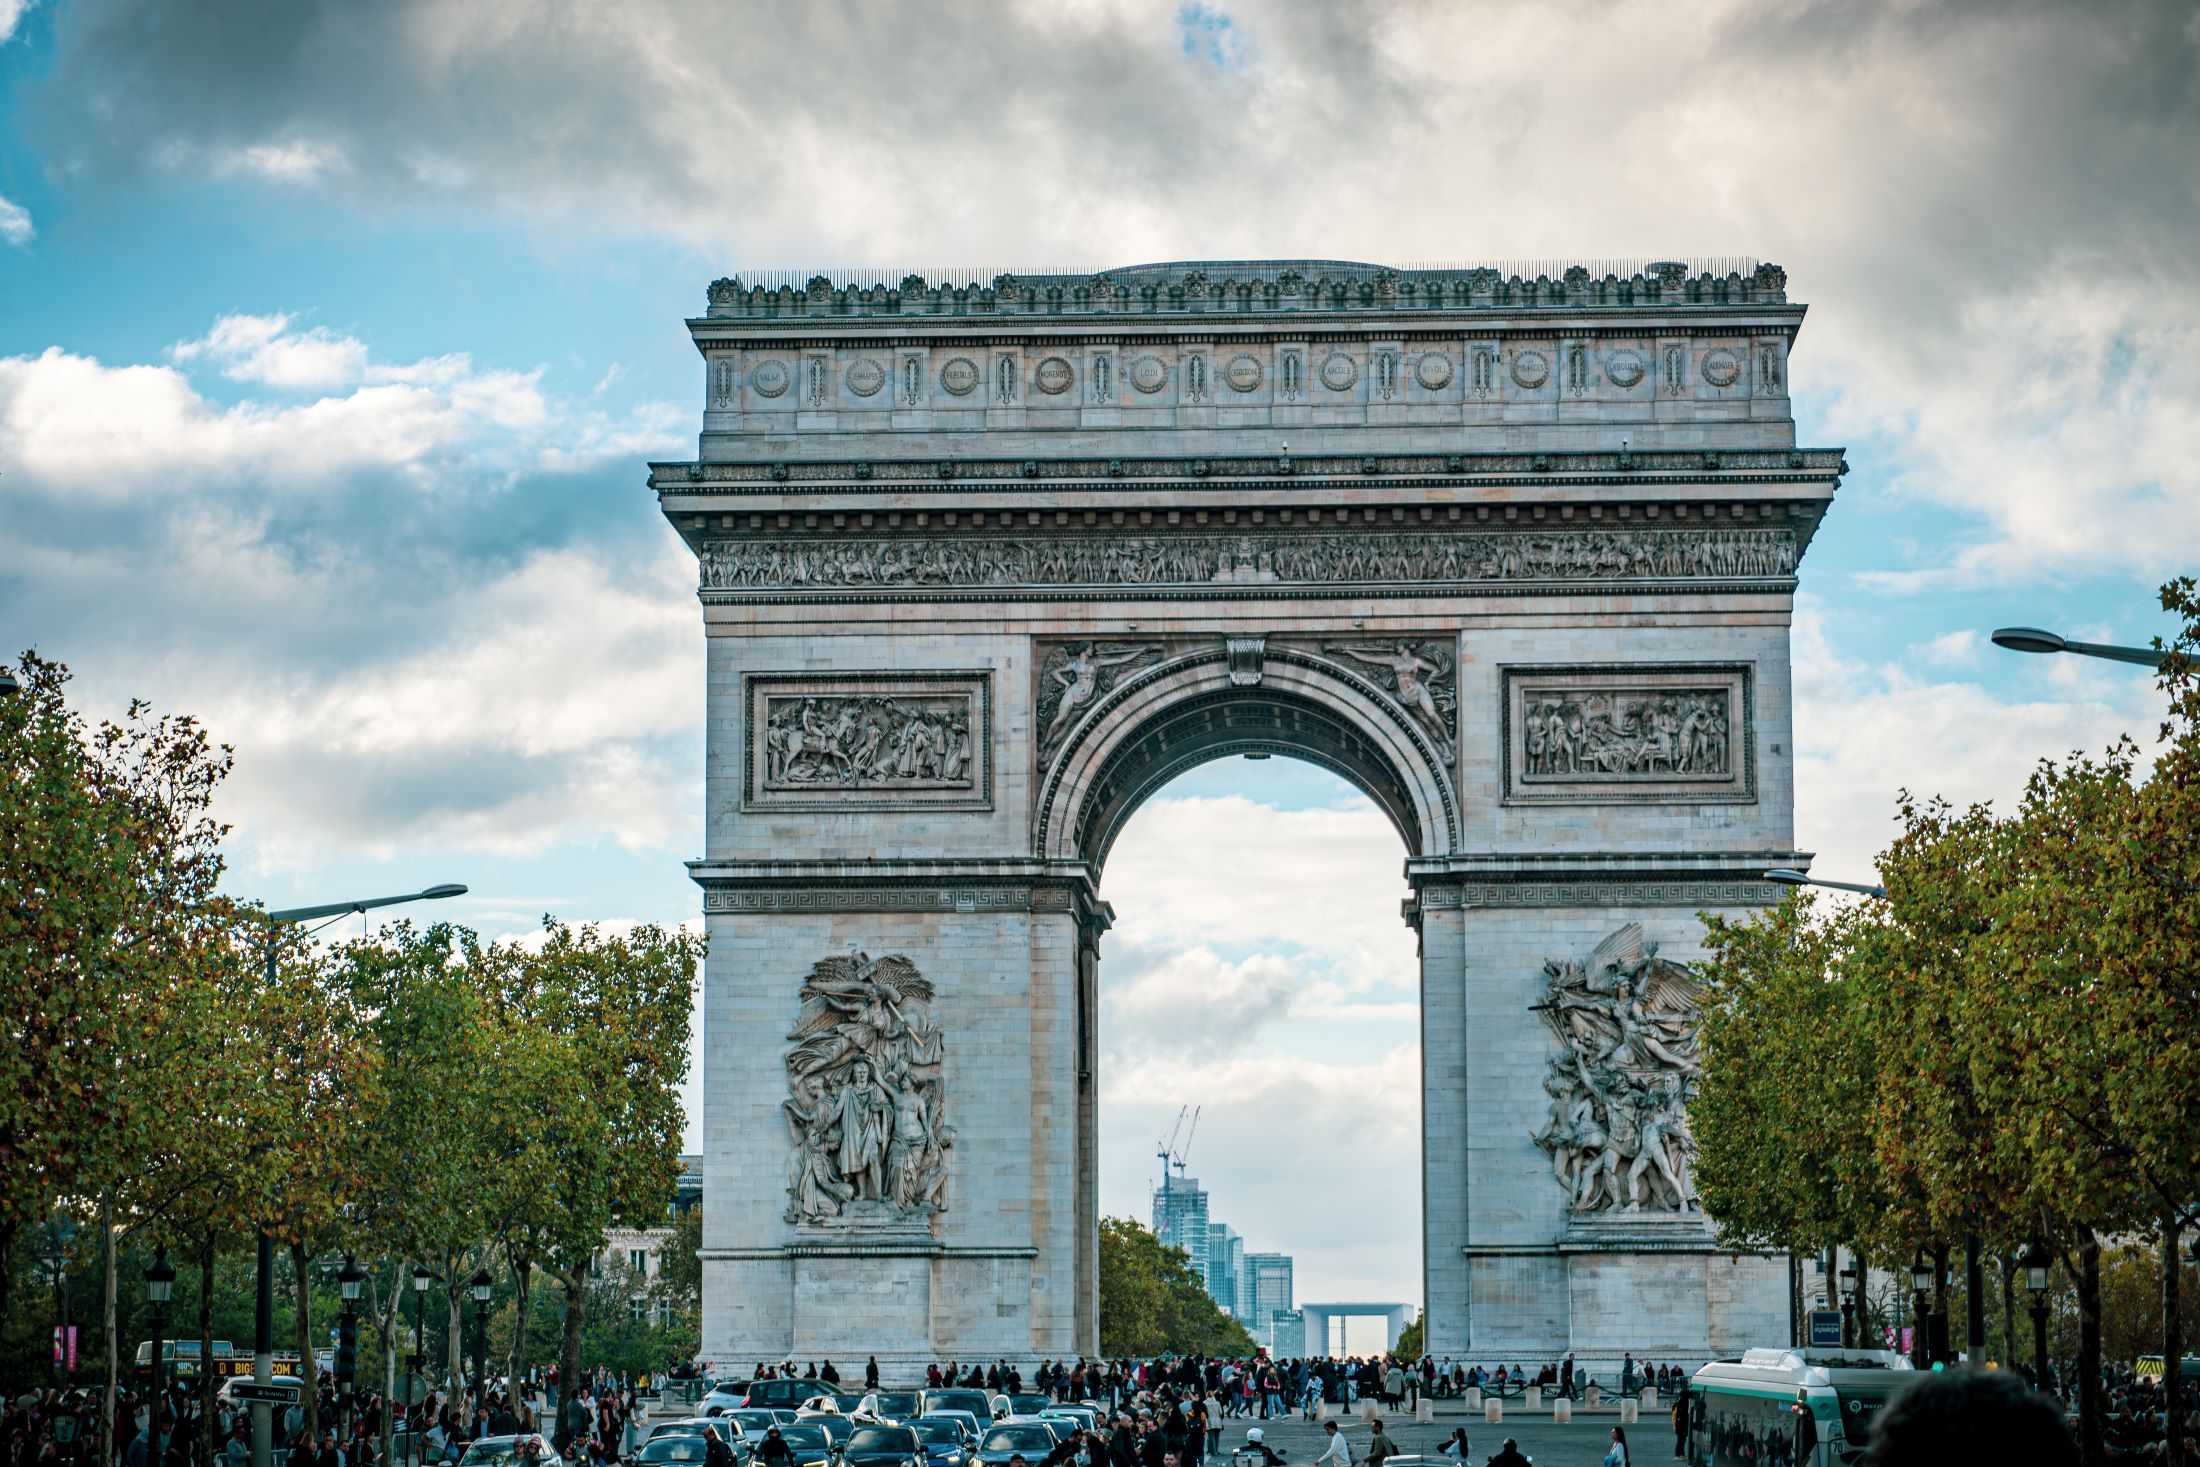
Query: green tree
1097 1218 1254 1358
1393 1312 1424 1360
653 1206 702 1358
483 919 700 1412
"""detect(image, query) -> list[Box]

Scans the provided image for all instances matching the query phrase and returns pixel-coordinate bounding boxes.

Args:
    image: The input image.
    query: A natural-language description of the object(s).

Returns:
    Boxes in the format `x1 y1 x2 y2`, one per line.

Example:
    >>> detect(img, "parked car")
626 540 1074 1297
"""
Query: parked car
725 1411 785 1441
839 1425 925 1467
855 1393 922 1424
744 1380 837 1411
699 1388 747 1417
975 1425 1059 1467
771 1423 835 1467
636 1439 714 1467
458 1437 563 1467
918 1392 993 1424
907 1419 971 1467
916 1412 983 1448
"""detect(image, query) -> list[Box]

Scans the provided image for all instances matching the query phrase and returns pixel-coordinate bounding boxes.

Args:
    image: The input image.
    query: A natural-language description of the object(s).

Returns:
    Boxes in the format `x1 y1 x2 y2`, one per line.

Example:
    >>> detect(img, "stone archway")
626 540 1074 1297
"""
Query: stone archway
663 257 1841 1374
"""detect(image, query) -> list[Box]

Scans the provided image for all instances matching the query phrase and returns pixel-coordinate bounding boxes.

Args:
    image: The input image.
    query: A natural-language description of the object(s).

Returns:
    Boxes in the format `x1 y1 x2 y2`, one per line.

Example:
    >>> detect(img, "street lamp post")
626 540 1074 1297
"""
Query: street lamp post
1990 627 2168 670
336 1256 365 1444
251 883 466 1467
1909 1254 1934 1369
1765 868 1887 899
41 1228 71 1383
470 1270 493 1404
1838 1261 1859 1348
145 1250 175 1467
2023 1240 2053 1394
411 1265 434 1467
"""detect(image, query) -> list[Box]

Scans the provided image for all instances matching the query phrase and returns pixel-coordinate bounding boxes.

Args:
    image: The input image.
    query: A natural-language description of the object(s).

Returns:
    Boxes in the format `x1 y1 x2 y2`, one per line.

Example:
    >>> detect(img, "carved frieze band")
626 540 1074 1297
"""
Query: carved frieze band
1500 664 1755 805
744 670 993 811
699 528 1796 594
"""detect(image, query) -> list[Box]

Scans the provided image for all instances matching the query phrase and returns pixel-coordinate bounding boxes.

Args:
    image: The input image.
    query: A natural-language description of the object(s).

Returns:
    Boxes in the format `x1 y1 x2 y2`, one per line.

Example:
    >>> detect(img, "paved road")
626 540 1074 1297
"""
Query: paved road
1202 1409 1681 1467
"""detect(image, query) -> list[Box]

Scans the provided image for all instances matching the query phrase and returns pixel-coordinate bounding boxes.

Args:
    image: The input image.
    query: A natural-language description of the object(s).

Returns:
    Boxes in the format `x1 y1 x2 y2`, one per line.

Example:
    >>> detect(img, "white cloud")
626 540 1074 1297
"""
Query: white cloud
1791 598 2165 884
0 0 28 44
1101 793 1419 993
32 0 2196 588
172 312 370 390
214 138 348 183
1100 946 1300 1061
0 192 31 245
0 323 698 862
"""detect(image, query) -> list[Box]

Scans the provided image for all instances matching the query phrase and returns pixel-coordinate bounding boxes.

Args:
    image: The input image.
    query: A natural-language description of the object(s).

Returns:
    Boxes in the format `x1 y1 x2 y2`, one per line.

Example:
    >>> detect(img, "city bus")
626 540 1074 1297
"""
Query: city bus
134 1341 306 1382
1686 1348 1915 1467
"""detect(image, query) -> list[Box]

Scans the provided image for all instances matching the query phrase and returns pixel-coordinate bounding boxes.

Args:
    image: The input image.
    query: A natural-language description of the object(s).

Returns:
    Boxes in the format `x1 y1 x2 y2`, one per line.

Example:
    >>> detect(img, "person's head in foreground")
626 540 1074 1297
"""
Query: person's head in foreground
1862 1369 2077 1467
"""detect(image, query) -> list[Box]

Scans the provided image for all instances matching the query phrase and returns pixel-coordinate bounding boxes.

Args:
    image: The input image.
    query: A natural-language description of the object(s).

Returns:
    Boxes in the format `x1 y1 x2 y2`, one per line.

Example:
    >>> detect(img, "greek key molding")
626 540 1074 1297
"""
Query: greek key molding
701 884 1078 915
1415 879 1782 910
743 670 993 812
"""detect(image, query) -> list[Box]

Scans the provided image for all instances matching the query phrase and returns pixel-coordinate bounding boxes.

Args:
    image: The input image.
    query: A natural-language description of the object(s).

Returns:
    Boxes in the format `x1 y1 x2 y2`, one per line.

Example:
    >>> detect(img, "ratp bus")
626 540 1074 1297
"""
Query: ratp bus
1686 1348 1915 1467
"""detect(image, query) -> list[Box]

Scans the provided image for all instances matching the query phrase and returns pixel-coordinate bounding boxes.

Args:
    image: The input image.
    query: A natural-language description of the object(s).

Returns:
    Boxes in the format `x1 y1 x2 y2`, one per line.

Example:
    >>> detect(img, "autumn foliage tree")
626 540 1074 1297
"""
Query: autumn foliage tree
1097 1217 1255 1359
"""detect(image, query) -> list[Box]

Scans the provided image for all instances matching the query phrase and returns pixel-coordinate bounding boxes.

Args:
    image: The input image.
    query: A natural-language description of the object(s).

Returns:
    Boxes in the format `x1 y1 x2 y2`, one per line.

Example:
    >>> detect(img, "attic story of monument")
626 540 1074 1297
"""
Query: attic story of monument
654 257 1840 1368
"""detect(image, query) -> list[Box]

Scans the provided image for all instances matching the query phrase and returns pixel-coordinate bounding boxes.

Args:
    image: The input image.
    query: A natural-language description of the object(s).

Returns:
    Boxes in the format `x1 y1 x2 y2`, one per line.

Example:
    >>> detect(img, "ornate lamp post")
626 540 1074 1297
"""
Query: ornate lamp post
336 1256 365 1441
410 1265 434 1467
2022 1240 2053 1393
1909 1254 1934 1369
145 1250 175 1467
1838 1261 1859 1348
469 1270 494 1402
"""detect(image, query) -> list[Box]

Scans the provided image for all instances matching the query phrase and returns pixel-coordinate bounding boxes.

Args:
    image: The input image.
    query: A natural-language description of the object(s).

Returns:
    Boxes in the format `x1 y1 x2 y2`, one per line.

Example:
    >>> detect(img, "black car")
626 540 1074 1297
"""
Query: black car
637 1440 714 1467
840 1426 924 1467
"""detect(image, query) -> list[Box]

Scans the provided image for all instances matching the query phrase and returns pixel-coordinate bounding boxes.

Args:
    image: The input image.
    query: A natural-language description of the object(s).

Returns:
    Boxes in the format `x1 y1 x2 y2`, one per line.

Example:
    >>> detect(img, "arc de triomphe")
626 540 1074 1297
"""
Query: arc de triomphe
653 259 1840 1370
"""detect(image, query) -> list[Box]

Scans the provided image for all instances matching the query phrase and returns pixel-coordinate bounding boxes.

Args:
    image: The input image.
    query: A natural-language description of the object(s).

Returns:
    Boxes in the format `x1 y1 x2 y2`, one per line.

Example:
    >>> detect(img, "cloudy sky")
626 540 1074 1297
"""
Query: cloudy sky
5 0 2195 1348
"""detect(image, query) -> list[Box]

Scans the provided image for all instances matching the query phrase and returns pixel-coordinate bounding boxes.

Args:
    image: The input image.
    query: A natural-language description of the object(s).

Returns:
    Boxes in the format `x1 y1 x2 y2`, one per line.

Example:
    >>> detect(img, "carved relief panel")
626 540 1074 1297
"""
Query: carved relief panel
1033 641 1164 763
783 949 953 1227
1530 923 1701 1216
1500 663 1753 804
744 670 993 811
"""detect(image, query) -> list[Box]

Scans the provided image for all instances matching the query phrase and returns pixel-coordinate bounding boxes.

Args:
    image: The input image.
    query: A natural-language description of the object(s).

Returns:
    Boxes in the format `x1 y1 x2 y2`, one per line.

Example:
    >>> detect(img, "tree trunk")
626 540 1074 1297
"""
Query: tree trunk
2165 1211 2185 1467
101 1191 117 1467
2078 1229 2104 1467
0 1216 16 1345
290 1243 318 1443
379 1270 403 1467
200 1230 218 1467
558 1275 585 1444
506 1259 532 1410
1854 1259 1872 1346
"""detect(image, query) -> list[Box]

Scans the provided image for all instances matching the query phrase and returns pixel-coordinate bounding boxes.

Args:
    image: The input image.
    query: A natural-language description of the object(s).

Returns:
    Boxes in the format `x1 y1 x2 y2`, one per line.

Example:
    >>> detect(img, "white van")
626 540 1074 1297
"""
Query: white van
1685 1348 1915 1466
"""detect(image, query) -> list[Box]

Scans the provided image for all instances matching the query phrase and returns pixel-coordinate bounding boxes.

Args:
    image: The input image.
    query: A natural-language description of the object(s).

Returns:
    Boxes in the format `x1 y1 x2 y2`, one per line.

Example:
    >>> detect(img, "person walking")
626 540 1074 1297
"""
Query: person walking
1670 1386 1689 1460
1484 1441 1528 1467
1600 1426 1629 1467
1312 1420 1348 1467
1361 1421 1400 1467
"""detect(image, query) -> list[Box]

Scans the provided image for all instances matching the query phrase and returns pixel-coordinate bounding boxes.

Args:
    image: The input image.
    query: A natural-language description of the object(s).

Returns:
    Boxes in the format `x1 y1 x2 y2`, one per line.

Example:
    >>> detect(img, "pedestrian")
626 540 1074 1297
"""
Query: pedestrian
1483 1441 1528 1467
1361 1420 1399 1467
1669 1385 1688 1459
1312 1420 1347 1467
1437 1428 1467 1461
866 1359 881 1391
1600 1426 1628 1467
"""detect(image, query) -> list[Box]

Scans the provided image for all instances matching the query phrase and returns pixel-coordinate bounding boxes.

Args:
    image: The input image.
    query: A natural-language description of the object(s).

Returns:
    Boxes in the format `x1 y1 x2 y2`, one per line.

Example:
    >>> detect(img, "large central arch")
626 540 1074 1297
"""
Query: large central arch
663 257 1842 1373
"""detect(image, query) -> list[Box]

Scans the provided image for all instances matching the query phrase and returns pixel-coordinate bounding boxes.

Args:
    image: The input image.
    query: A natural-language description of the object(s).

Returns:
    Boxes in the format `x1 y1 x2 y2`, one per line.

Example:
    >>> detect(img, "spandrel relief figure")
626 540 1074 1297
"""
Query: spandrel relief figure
782 950 952 1225
1529 923 1703 1215
1037 643 1161 754
1324 641 1458 764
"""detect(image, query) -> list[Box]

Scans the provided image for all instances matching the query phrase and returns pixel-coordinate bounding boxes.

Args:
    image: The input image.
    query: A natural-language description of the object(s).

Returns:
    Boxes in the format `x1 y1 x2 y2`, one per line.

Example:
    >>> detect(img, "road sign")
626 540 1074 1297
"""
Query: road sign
1808 1310 1843 1348
227 1384 299 1404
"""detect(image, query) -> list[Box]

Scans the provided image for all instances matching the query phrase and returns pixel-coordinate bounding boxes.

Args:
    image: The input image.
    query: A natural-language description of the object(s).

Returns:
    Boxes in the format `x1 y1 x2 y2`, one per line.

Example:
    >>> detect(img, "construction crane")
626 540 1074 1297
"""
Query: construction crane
1156 1104 1202 1189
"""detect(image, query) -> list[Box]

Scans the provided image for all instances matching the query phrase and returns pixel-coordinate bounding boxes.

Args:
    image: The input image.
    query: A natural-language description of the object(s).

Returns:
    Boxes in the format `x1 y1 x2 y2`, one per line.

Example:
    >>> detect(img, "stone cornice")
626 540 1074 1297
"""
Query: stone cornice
651 447 1848 494
692 259 1796 329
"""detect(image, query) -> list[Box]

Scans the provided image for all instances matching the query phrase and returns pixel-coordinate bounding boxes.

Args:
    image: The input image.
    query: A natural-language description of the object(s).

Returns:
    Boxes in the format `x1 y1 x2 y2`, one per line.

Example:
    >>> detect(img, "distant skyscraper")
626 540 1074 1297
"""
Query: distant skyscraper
1205 1223 1241 1314
1267 1308 1305 1358
1246 1252 1294 1333
1151 1173 1209 1263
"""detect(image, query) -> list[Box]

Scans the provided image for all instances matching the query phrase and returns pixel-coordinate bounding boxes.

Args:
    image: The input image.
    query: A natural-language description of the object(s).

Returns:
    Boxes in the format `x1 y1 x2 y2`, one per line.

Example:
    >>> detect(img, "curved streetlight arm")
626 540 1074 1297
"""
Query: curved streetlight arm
1991 627 2167 669
1765 868 1888 899
268 884 468 925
